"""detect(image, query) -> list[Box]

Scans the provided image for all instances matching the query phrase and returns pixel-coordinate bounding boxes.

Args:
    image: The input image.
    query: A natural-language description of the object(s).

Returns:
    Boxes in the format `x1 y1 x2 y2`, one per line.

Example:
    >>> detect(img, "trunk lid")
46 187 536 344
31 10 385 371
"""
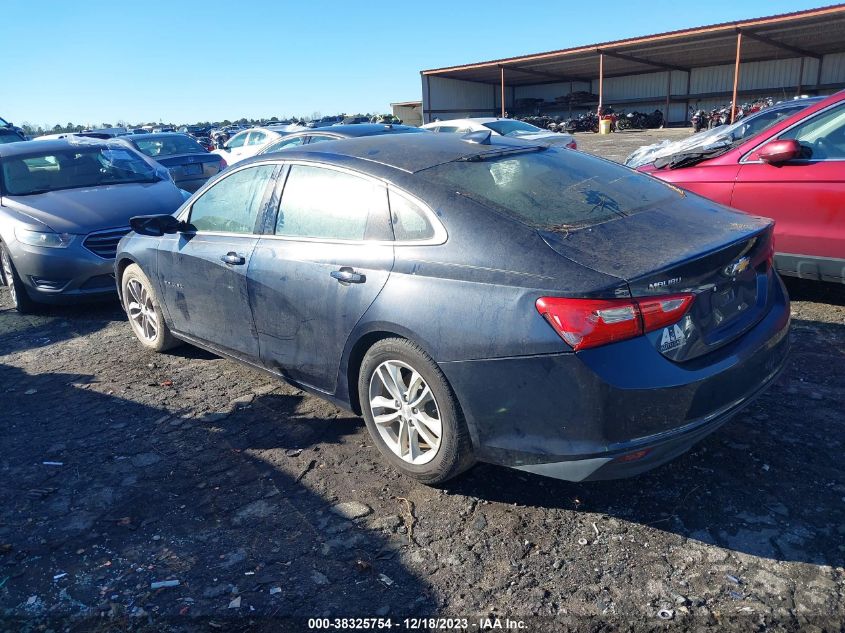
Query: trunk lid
540 202 776 361
153 153 222 178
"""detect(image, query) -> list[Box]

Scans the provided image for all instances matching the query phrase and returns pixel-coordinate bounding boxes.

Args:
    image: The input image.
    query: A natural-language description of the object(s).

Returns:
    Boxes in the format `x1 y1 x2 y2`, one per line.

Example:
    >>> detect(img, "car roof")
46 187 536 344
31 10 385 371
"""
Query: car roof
254 132 545 174
296 123 423 138
0 138 112 159
124 132 200 142
423 118 504 127
764 96 824 111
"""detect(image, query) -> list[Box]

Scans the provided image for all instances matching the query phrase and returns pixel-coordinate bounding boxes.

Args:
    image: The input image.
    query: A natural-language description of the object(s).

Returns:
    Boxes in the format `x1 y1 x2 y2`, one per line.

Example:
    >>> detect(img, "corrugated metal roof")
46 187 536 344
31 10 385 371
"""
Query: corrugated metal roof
422 5 845 85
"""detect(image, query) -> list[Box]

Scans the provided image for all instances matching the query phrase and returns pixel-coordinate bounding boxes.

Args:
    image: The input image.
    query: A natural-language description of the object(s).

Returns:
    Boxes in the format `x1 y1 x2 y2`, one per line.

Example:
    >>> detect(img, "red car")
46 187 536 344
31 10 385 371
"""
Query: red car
639 91 845 284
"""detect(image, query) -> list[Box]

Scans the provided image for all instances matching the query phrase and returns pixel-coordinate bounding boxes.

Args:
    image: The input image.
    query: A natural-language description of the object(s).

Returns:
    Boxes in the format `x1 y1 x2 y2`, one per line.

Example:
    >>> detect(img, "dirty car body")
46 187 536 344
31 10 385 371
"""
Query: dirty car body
115 134 790 482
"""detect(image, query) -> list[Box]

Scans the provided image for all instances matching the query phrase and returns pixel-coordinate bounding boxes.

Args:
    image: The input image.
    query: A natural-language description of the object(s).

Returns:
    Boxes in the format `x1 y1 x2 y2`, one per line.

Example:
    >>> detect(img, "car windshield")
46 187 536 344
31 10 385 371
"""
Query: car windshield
483 120 544 137
1 146 159 195
134 135 205 157
424 146 681 230
625 102 815 168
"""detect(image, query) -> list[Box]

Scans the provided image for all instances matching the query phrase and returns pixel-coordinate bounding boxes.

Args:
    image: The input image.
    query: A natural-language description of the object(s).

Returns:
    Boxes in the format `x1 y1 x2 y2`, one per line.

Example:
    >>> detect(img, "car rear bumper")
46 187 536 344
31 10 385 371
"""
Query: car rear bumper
439 276 790 481
10 241 117 304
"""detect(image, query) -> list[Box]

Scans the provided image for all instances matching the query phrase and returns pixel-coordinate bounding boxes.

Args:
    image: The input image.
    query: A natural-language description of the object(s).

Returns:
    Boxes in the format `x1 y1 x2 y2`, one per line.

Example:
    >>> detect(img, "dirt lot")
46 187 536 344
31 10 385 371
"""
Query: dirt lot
1 130 844 632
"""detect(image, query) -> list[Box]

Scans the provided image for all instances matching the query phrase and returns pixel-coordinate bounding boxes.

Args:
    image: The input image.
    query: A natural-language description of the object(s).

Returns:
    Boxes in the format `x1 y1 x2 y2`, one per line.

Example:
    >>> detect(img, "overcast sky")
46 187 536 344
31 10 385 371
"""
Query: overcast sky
2 0 829 126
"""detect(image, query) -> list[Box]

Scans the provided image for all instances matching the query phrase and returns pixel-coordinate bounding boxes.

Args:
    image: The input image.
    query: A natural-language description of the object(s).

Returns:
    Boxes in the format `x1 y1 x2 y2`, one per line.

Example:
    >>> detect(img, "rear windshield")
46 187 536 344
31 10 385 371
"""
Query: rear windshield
483 120 542 136
135 135 205 157
1 147 159 195
0 130 24 144
423 147 681 230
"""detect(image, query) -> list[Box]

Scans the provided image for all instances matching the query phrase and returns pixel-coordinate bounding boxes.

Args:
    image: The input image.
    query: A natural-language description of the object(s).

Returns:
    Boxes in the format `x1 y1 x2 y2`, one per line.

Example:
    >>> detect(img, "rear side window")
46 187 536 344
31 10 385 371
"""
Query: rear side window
389 191 435 241
423 147 680 230
275 165 391 241
189 164 275 233
247 131 267 146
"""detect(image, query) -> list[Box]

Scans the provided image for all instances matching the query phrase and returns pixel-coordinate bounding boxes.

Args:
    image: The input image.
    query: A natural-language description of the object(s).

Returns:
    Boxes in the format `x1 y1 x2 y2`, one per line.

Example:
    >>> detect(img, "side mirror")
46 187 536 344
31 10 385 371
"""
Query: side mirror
759 139 801 164
130 214 185 236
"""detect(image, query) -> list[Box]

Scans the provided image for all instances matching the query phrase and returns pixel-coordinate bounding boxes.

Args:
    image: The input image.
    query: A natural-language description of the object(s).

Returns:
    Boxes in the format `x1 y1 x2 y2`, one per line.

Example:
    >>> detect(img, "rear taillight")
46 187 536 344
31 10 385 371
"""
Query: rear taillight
566 140 577 150
637 294 695 331
218 157 228 170
536 293 694 351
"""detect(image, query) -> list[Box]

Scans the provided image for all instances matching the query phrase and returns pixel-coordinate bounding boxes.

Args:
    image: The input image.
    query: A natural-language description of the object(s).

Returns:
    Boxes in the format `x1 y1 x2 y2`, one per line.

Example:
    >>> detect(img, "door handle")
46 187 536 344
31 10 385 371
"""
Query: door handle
331 267 366 285
221 252 245 265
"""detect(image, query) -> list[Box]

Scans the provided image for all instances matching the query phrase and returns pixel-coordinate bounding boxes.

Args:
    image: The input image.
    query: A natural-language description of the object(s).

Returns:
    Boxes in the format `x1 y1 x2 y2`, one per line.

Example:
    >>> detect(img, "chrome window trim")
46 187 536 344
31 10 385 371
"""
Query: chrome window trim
739 100 845 165
175 158 448 247
265 159 448 247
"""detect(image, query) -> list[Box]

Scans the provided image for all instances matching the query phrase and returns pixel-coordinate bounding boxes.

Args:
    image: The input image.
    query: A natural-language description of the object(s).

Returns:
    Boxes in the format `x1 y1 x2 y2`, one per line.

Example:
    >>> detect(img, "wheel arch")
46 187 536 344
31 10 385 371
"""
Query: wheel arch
341 323 439 416
114 255 139 303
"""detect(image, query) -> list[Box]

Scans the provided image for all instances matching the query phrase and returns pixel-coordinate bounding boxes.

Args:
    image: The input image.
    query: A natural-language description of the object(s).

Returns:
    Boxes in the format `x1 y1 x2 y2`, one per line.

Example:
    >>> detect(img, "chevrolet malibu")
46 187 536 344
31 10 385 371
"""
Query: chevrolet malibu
115 134 789 484
0 139 189 312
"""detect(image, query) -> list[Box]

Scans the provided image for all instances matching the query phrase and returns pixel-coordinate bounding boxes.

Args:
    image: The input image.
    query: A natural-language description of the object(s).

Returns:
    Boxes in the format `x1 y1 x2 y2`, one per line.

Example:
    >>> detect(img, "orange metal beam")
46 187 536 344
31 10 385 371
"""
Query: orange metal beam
598 53 604 117
500 66 505 117
731 31 742 123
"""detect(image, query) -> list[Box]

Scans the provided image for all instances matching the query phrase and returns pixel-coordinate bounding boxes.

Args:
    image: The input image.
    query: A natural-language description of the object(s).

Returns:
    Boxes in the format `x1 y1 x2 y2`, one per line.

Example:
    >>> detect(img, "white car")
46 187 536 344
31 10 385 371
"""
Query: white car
212 125 305 165
421 117 576 149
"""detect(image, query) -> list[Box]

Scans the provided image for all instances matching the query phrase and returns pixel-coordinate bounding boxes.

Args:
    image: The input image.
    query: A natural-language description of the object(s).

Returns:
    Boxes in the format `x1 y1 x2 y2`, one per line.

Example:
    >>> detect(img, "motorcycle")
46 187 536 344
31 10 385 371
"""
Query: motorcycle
690 108 707 133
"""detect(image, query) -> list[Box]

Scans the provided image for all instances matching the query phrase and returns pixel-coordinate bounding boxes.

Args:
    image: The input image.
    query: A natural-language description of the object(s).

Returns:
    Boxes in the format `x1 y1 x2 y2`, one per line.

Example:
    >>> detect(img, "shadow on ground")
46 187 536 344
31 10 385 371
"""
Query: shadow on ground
0 363 433 626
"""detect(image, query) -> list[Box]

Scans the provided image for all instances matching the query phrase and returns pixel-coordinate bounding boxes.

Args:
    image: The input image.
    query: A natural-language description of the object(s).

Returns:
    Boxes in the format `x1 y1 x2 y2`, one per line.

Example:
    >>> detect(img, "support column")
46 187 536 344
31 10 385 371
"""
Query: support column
731 31 742 123
500 66 506 118
598 53 604 116
665 71 671 124
797 56 805 96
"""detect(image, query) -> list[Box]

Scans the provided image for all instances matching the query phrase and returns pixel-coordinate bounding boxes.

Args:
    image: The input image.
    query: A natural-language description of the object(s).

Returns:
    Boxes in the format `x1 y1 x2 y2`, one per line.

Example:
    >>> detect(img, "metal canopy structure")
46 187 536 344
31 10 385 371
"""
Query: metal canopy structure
421 4 845 122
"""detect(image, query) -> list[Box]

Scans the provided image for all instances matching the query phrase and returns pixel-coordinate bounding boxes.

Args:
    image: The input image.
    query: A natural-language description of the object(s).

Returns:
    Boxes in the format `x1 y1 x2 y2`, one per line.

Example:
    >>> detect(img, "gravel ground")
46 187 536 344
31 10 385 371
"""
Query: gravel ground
1 130 844 632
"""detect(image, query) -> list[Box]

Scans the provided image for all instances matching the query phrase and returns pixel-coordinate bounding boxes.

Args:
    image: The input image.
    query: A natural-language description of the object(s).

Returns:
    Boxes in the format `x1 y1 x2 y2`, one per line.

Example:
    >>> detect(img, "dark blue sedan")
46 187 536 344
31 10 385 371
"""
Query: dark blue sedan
115 133 790 484
120 132 224 192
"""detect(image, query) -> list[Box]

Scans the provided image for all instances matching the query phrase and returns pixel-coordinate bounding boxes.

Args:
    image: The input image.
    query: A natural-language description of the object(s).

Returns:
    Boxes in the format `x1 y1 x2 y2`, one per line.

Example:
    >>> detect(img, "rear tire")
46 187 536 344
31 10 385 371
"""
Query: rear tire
121 263 179 352
358 338 475 485
0 243 38 314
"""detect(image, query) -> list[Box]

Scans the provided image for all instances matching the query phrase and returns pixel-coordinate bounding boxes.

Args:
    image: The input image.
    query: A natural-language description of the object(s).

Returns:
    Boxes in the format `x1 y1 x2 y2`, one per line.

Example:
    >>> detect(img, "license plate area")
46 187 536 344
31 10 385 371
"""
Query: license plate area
183 163 203 176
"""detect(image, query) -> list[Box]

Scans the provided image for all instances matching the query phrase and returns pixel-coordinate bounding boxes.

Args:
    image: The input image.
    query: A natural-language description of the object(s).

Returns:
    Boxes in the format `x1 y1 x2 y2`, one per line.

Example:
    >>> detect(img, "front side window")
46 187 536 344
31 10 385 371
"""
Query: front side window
189 164 276 233
780 103 845 159
275 165 390 241
1 146 158 196
306 134 338 144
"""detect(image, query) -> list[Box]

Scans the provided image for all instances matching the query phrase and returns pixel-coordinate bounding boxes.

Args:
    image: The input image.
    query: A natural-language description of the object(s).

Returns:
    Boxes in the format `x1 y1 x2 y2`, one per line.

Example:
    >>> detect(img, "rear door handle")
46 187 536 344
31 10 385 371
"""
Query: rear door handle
221 252 245 265
331 267 365 284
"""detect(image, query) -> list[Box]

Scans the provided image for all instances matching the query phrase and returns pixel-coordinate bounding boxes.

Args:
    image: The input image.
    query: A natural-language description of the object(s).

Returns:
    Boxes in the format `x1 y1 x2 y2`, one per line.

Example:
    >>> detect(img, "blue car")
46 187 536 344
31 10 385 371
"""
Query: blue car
115 133 789 484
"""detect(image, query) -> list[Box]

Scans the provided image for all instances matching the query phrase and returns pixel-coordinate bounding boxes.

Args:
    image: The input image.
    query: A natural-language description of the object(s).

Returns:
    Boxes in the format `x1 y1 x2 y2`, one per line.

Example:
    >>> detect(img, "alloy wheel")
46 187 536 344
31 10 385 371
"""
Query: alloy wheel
1 249 18 306
126 278 159 342
368 360 442 465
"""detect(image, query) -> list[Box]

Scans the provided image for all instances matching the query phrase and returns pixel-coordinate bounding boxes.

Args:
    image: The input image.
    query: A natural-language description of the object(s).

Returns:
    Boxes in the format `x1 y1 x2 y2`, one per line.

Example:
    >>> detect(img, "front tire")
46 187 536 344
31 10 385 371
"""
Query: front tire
0 243 37 314
358 338 475 485
121 263 179 352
